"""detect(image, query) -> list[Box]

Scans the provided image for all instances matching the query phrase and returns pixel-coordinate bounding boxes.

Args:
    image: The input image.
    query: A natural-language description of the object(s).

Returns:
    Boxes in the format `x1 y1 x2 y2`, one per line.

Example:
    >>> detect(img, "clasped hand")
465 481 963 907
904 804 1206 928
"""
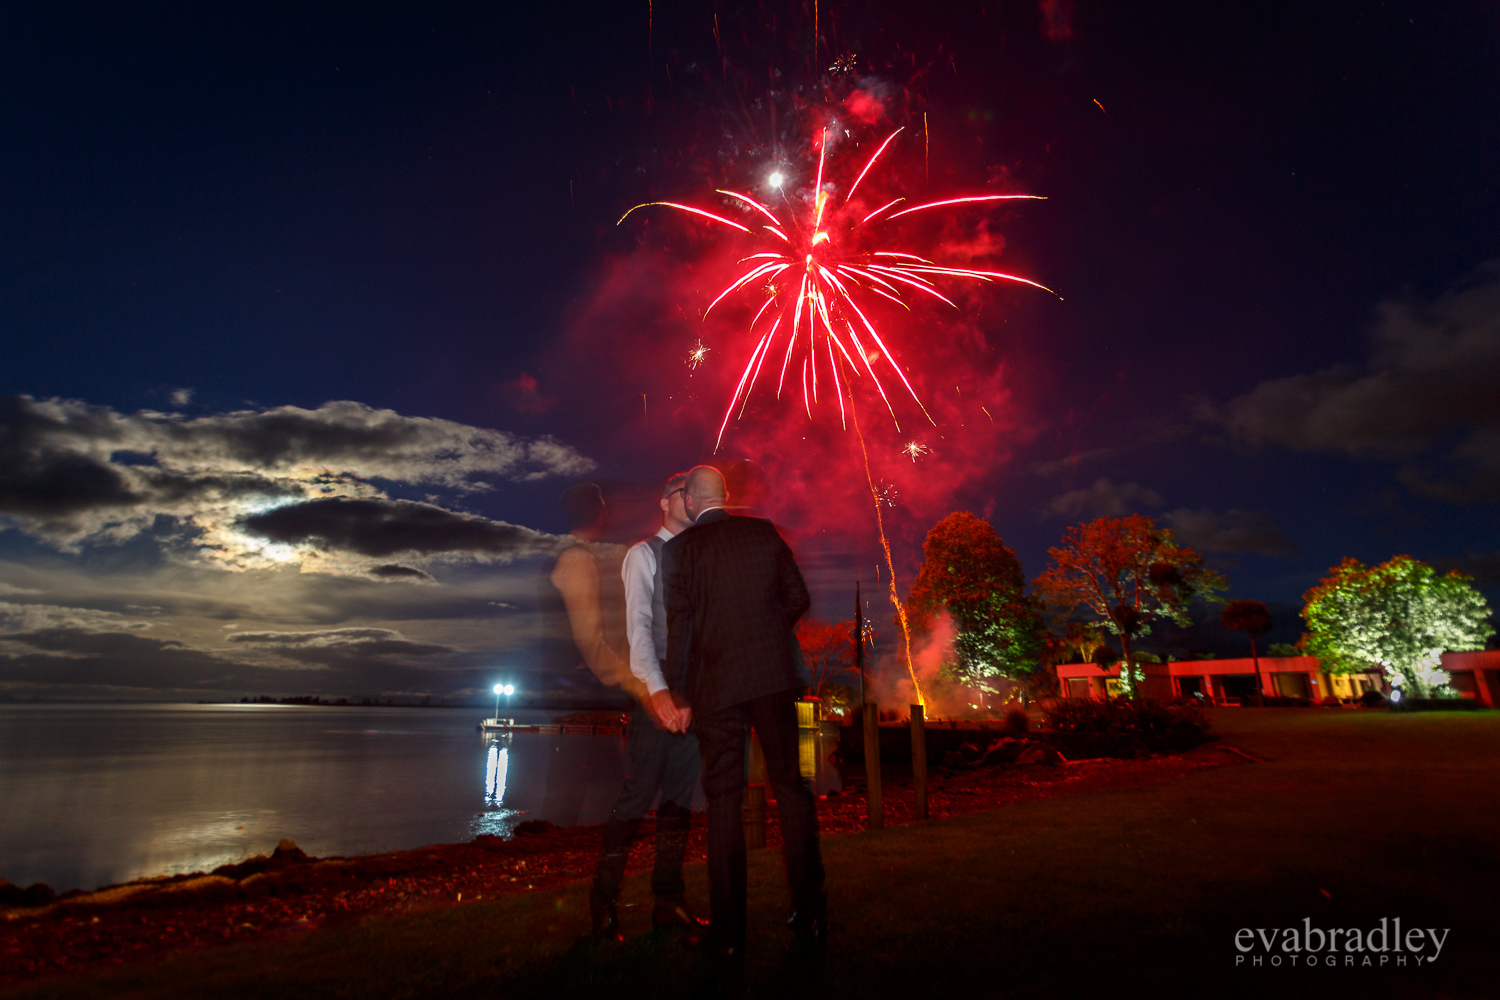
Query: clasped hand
649 690 692 733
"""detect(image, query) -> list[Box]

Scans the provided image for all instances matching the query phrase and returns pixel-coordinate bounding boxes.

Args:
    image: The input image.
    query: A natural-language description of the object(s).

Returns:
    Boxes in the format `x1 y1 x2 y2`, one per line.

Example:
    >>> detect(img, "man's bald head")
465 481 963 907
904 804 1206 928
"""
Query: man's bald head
684 465 727 519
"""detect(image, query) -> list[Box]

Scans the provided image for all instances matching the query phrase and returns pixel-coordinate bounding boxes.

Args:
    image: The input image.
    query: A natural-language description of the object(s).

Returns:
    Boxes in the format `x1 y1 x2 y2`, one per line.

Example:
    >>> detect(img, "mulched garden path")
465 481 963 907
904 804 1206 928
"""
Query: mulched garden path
0 742 1245 990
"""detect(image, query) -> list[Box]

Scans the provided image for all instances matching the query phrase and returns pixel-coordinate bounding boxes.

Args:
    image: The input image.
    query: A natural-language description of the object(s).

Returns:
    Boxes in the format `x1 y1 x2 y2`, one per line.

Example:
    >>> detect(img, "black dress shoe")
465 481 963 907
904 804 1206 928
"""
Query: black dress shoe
652 899 710 930
787 893 828 941
590 900 623 942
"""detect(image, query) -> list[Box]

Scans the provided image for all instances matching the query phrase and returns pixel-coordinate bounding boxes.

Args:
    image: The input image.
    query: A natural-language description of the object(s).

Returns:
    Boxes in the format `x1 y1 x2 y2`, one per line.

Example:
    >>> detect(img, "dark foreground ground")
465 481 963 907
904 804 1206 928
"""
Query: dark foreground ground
6 709 1499 999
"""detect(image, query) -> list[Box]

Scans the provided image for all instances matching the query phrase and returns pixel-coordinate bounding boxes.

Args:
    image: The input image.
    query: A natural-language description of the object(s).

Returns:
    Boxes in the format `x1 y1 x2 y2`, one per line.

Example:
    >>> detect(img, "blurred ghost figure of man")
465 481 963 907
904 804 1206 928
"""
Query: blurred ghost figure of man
535 483 646 828
588 472 707 941
538 483 646 701
664 465 825 957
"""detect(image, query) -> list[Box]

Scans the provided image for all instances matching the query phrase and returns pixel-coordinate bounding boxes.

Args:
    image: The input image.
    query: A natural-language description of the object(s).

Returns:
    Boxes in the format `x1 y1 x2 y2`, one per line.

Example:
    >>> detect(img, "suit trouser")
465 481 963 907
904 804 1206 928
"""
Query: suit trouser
590 701 701 907
695 688 825 940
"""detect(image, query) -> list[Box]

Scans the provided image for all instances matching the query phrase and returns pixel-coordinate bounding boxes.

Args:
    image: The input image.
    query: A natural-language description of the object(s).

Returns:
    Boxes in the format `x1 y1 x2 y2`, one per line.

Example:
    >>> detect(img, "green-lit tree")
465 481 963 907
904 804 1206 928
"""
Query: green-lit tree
1034 514 1227 698
1301 555 1493 698
905 512 1044 699
1062 621 1108 664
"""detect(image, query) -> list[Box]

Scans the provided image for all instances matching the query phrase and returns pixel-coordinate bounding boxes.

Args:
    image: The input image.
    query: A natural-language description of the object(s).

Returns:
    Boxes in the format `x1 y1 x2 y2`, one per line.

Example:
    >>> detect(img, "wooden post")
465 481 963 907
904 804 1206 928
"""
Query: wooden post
910 702 928 821
855 583 882 829
742 730 768 849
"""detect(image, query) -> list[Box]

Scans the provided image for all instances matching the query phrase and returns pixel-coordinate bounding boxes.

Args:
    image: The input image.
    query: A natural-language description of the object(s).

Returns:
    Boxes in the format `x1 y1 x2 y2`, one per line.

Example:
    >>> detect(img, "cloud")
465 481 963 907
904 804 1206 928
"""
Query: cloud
1027 447 1119 477
169 388 194 407
147 399 593 487
369 563 435 582
1218 260 1500 502
0 565 549 699
225 626 454 667
1161 508 1301 557
238 498 559 560
0 635 250 691
0 601 268 692
0 395 590 570
3 627 181 659
0 601 152 634
1044 478 1163 519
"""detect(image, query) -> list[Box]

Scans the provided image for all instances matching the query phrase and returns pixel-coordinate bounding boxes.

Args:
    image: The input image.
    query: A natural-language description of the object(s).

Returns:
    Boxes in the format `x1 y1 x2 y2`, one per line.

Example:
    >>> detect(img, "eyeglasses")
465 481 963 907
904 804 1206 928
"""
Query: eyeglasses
666 487 687 499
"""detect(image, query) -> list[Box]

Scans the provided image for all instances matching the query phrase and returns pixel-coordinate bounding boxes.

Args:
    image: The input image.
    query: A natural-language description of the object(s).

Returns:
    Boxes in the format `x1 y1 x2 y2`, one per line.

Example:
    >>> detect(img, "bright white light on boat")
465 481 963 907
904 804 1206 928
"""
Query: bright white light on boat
493 684 504 694
503 684 515 696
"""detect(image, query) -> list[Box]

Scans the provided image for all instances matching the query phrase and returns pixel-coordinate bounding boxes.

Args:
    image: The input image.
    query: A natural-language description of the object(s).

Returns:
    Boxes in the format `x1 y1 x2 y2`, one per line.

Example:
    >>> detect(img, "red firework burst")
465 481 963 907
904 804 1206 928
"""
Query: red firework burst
619 126 1055 450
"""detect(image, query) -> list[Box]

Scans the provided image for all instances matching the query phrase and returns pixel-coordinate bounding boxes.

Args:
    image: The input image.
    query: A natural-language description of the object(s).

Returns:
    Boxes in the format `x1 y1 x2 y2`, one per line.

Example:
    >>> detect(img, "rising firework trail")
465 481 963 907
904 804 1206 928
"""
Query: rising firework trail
618 126 1056 451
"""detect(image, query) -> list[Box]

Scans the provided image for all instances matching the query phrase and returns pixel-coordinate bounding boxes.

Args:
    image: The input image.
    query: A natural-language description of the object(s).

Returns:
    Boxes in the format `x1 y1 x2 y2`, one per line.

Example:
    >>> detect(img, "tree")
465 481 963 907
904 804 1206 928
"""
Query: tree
1061 621 1108 664
1301 555 1494 697
1221 599 1272 705
1034 514 1227 698
795 618 855 698
905 512 1044 698
820 682 854 719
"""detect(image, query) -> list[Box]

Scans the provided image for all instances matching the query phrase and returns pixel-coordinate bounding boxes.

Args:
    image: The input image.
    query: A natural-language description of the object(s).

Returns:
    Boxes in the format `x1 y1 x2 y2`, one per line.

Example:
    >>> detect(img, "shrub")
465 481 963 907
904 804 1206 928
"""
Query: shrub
1002 705 1030 734
1042 697 1209 751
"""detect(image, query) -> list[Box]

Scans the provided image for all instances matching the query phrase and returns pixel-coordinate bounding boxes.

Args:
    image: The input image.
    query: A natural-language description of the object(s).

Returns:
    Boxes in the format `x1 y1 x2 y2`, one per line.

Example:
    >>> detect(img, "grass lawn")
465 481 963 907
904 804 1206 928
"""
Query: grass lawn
9 708 1499 1000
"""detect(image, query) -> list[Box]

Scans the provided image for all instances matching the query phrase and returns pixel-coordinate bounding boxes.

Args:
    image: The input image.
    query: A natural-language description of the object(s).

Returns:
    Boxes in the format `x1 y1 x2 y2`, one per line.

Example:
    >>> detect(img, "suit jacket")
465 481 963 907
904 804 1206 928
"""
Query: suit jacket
663 507 812 716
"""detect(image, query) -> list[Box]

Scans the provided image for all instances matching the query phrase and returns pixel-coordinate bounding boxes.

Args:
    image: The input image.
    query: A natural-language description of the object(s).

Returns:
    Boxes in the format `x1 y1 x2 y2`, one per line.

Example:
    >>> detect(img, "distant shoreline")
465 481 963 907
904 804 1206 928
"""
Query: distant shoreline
213 696 635 711
0 696 635 712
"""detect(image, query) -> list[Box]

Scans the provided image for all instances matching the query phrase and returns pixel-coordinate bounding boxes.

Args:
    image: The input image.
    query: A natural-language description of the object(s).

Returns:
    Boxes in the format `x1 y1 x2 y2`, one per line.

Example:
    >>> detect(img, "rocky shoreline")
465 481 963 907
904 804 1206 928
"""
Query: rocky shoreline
1 742 1243 988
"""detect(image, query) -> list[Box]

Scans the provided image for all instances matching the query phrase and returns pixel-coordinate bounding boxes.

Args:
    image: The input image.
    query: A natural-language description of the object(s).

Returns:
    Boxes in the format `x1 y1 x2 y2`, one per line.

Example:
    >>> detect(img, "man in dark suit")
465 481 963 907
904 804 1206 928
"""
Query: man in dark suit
663 465 825 955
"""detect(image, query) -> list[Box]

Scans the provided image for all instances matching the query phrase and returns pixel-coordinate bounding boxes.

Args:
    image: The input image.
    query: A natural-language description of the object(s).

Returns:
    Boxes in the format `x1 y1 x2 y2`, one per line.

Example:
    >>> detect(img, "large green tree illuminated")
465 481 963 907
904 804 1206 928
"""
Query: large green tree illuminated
906 512 1043 697
1034 515 1226 698
1302 555 1493 697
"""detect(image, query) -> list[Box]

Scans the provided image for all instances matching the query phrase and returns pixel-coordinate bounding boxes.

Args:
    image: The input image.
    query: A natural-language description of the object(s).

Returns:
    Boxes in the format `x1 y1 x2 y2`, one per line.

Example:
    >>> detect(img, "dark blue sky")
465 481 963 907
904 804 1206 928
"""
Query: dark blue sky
2 1 1498 698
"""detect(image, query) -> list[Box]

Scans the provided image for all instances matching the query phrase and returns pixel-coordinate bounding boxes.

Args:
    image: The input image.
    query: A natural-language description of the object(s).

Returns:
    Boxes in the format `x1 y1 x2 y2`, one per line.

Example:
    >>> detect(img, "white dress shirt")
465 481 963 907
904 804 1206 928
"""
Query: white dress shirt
621 526 673 695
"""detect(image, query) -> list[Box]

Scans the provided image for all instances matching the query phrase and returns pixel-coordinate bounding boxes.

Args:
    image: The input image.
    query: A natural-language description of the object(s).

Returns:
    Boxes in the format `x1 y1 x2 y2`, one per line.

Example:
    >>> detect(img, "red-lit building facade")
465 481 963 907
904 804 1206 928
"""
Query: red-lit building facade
1055 650 1500 707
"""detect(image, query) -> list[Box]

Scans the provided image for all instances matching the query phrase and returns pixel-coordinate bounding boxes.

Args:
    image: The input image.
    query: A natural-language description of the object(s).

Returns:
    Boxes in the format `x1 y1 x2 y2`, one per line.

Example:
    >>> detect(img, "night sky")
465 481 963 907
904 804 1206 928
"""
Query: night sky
3 1 1497 702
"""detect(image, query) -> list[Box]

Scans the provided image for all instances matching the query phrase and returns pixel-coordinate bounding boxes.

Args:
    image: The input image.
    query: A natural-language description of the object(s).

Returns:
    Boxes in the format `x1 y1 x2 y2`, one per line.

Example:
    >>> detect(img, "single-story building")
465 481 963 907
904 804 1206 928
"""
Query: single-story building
1055 651 1499 706
1440 650 1500 707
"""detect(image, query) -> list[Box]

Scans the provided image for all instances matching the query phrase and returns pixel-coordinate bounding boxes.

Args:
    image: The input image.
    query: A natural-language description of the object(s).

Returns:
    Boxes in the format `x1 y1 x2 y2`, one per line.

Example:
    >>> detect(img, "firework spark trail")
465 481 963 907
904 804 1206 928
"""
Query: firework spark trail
847 370 923 706
618 126 1055 450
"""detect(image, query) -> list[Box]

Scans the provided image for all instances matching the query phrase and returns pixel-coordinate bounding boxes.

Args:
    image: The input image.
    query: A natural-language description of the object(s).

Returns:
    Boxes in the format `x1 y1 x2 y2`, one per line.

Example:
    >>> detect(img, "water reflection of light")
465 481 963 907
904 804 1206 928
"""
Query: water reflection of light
139 809 279 881
798 729 844 797
473 734 520 839
484 741 509 806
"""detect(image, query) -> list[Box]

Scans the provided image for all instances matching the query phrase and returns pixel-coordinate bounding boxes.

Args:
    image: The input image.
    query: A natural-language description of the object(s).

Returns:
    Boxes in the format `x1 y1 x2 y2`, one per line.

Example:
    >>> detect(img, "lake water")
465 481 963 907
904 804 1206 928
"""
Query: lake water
0 703 843 893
